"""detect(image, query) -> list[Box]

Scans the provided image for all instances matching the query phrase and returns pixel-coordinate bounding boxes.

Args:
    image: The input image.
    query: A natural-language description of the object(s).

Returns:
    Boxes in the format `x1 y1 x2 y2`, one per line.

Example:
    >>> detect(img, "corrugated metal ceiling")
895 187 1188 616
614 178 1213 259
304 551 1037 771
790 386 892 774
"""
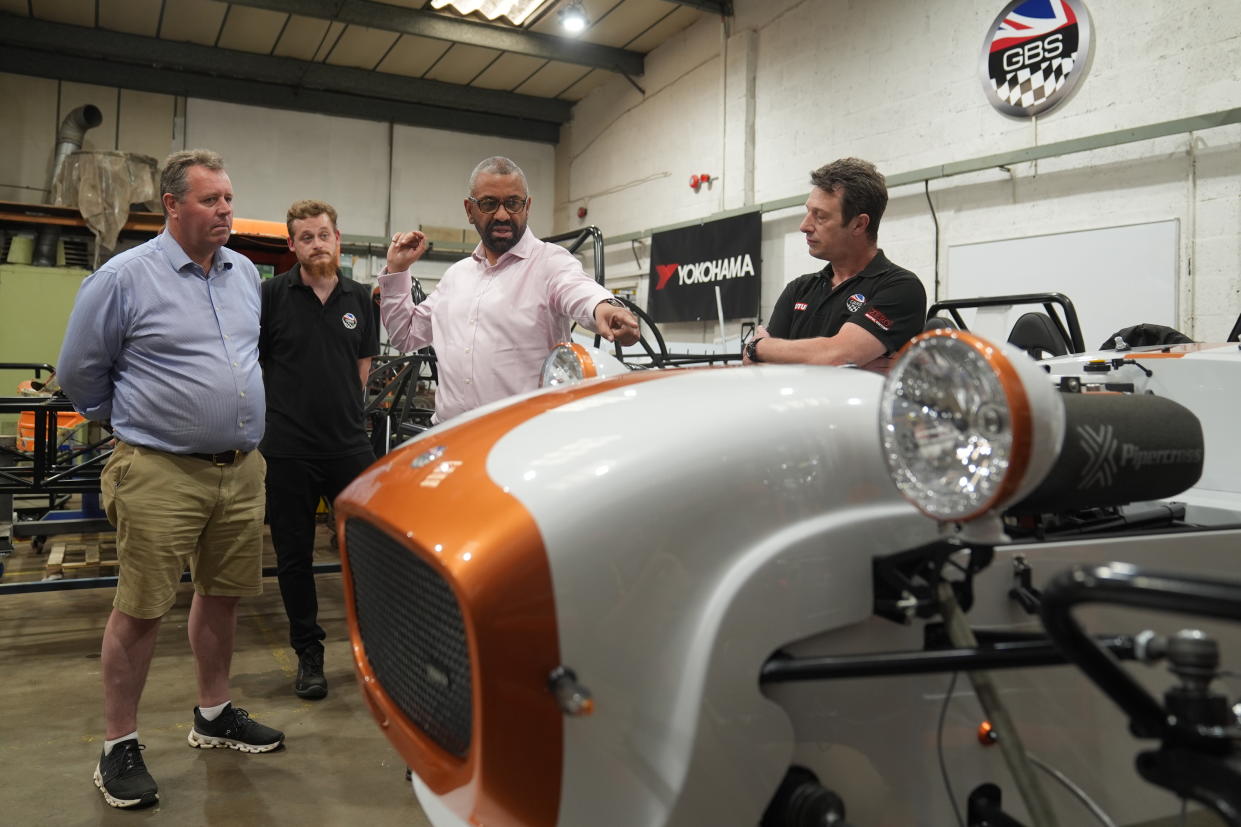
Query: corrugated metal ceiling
0 0 726 141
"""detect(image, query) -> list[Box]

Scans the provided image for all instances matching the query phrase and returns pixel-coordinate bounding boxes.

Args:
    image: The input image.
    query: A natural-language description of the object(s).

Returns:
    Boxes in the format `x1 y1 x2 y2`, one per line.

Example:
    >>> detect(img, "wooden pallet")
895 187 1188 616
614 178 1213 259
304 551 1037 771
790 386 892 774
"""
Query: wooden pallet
45 537 118 578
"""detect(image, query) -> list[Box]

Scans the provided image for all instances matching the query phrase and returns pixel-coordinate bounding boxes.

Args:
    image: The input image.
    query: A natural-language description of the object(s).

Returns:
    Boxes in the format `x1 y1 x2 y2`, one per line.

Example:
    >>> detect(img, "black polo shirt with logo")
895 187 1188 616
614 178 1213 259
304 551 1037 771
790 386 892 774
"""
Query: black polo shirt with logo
259 267 379 459
766 250 926 355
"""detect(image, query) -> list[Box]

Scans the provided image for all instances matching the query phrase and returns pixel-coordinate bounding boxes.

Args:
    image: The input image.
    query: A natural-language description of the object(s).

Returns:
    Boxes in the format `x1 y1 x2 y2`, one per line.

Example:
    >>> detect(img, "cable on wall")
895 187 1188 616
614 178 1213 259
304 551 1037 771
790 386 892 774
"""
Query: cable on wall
630 238 644 271
924 178 941 302
1186 132 1199 339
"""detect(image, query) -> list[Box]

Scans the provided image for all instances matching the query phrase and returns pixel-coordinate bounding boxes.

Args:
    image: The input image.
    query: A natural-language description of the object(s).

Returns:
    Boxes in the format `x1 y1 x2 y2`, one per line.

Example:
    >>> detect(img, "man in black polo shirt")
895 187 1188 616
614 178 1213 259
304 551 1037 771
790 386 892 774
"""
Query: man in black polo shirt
259 199 378 699
743 158 926 372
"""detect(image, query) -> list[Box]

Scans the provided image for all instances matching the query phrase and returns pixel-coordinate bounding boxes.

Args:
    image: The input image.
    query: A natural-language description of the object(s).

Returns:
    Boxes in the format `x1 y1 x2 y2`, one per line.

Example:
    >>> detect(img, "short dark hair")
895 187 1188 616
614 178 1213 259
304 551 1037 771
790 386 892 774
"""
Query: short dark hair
160 149 225 216
809 158 887 240
286 199 338 237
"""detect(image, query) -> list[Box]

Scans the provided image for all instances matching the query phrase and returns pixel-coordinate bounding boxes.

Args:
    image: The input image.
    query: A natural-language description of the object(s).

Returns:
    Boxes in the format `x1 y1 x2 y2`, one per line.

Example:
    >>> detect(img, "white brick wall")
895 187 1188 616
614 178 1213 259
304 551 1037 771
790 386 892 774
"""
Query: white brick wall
558 17 725 237
558 0 1241 342
3 0 1239 341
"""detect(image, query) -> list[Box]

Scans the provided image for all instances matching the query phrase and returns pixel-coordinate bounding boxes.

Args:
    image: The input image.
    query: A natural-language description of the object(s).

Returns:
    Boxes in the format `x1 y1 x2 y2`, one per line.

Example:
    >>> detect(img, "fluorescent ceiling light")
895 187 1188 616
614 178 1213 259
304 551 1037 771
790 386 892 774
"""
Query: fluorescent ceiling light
430 0 552 26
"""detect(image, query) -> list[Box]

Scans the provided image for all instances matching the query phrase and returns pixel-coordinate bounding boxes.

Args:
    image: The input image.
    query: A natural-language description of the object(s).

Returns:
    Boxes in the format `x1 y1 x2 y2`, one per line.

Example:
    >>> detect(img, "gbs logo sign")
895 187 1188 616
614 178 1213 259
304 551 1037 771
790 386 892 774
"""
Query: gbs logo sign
980 0 1092 119
1000 31 1064 73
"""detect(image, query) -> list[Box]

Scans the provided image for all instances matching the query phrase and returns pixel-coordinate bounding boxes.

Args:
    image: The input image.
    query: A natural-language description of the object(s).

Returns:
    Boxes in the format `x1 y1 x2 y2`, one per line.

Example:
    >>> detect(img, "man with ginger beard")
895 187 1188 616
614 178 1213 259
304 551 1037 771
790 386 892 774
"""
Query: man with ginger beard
259 199 378 699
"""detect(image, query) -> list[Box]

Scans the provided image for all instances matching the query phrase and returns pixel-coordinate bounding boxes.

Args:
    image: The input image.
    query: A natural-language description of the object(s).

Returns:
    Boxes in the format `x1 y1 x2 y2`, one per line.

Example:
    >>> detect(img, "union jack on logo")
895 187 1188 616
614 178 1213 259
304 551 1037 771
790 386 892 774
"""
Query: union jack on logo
992 0 1075 50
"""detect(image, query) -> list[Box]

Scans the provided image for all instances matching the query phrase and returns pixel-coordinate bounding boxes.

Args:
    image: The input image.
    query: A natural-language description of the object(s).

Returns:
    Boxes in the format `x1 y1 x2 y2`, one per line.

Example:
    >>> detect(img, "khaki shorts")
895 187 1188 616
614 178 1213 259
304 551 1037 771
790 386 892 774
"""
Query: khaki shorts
101 441 267 619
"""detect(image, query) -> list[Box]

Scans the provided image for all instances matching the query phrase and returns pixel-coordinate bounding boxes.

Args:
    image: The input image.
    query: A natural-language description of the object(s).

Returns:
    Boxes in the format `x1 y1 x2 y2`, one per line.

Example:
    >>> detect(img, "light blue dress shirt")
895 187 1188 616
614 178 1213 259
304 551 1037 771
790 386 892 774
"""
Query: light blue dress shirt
57 231 265 453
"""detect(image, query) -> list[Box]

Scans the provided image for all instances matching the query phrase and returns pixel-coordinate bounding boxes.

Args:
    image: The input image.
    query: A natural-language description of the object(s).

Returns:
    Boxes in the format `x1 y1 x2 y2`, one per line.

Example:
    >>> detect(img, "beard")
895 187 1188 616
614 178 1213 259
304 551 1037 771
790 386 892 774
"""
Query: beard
480 218 525 256
302 250 340 279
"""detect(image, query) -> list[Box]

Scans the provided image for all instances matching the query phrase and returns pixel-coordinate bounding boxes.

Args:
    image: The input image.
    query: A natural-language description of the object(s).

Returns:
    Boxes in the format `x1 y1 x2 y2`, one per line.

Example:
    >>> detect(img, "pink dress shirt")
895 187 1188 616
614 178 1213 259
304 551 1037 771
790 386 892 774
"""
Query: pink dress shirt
378 227 613 422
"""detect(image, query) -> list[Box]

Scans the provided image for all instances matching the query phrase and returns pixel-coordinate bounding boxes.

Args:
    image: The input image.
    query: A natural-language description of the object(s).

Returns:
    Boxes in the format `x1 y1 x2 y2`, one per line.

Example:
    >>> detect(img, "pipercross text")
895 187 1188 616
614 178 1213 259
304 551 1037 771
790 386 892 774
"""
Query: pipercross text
655 254 757 290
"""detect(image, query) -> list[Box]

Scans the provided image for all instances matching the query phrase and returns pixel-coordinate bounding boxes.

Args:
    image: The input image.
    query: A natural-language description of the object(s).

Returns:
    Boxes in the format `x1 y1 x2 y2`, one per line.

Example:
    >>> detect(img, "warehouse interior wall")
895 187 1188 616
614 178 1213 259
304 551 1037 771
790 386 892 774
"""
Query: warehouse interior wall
1 0 1238 347
0 70 555 287
0 70 558 374
183 98 556 246
555 0 1241 344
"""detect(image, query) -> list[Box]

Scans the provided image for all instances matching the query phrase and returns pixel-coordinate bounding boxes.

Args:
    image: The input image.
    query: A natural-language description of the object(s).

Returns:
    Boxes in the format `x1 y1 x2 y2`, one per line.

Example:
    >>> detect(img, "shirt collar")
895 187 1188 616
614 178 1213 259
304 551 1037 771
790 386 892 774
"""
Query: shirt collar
157 230 233 276
288 265 349 288
470 225 537 266
822 249 891 283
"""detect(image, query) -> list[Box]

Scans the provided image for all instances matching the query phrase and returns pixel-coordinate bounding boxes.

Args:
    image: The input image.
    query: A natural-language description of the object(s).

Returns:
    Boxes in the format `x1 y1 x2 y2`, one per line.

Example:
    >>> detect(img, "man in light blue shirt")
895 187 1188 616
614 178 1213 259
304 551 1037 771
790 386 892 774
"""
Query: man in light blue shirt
58 149 284 810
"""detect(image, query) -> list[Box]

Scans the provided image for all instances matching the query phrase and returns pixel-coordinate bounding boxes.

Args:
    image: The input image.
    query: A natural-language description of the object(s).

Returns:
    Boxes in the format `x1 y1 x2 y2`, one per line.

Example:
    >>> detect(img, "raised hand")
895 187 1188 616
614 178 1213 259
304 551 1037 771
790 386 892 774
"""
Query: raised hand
386 230 427 273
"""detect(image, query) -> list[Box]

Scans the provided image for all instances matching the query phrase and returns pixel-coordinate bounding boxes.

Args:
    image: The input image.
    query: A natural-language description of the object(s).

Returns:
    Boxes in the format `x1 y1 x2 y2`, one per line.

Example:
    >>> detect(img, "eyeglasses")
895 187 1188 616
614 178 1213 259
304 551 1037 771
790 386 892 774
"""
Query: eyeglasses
468 195 529 214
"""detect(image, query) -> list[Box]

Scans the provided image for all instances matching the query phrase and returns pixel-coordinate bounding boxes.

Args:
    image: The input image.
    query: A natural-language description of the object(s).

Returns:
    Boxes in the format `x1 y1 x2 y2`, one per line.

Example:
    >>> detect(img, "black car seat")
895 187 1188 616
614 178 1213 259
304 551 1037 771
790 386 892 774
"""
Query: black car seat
922 316 957 332
1006 312 1071 358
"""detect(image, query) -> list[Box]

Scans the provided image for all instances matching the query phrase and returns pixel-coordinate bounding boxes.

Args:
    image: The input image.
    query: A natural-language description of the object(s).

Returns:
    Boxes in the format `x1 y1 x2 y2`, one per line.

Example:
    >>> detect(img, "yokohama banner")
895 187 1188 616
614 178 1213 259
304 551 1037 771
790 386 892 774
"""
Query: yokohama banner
648 212 761 323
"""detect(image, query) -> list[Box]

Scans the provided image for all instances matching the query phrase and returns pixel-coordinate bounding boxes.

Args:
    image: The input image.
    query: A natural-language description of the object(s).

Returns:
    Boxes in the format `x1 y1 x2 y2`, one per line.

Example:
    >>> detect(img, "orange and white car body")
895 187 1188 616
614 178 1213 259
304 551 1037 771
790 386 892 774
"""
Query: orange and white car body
336 339 1241 827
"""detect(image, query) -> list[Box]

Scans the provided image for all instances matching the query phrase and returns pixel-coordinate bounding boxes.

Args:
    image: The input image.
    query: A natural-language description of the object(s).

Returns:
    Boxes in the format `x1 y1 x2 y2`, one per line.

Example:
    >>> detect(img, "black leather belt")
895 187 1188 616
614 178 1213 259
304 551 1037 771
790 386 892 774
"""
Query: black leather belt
184 450 245 466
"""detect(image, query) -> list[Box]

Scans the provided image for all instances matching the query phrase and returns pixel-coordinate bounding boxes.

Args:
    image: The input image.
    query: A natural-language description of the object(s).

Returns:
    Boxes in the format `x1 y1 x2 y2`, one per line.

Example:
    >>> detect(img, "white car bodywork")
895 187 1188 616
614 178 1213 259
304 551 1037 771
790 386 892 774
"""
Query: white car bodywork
338 337 1241 827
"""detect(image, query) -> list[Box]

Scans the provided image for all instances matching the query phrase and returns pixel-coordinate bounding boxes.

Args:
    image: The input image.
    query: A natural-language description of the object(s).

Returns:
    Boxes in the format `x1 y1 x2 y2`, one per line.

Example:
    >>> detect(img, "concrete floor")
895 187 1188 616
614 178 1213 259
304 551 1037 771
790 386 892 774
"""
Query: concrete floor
0 531 432 826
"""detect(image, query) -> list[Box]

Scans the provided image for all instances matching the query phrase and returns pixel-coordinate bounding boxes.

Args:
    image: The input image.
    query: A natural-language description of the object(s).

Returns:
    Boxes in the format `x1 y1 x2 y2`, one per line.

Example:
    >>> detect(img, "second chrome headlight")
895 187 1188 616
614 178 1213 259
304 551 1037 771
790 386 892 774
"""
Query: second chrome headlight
540 343 596 388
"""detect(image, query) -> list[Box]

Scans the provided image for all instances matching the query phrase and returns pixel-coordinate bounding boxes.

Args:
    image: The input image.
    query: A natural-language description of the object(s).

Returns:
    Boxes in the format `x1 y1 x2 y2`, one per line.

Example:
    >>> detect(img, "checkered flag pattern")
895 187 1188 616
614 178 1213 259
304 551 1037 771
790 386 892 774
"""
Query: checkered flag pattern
994 56 1074 107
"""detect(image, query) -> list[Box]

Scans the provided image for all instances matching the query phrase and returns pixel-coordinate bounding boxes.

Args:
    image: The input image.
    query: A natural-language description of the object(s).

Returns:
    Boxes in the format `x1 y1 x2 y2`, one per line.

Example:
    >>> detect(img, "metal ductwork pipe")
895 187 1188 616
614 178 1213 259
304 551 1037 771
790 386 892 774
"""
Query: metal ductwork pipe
33 104 104 266
46 104 104 198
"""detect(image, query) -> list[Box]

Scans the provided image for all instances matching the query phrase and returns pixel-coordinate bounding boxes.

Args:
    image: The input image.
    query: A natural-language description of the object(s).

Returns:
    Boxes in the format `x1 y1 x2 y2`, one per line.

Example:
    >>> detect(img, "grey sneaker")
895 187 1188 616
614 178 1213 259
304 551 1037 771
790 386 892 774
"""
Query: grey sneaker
94 739 158 809
295 648 328 700
187 704 284 753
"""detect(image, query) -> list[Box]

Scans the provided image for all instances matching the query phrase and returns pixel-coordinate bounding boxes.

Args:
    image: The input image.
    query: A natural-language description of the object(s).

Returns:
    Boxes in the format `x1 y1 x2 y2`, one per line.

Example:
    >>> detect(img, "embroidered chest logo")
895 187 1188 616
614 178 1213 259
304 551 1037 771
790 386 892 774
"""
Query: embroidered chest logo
794 301 809 312
341 312 358 330
846 293 866 313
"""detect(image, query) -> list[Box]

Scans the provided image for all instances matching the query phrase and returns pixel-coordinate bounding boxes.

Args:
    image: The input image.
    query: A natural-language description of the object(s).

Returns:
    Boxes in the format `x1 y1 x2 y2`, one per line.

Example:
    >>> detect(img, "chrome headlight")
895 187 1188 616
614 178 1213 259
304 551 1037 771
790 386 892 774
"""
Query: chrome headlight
540 341 632 388
540 342 631 388
540 343 596 388
880 330 1064 521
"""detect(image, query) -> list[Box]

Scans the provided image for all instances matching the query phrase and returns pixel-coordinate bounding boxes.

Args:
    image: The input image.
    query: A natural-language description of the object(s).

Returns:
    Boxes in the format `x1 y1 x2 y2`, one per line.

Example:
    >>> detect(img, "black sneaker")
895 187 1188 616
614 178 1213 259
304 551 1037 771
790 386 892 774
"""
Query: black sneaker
187 704 284 753
295 648 328 700
94 739 158 809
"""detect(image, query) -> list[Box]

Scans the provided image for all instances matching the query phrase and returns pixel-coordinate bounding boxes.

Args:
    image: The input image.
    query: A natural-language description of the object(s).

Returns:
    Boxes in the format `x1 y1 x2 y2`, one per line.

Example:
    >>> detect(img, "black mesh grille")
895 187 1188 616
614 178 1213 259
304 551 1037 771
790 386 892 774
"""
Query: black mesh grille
345 518 472 757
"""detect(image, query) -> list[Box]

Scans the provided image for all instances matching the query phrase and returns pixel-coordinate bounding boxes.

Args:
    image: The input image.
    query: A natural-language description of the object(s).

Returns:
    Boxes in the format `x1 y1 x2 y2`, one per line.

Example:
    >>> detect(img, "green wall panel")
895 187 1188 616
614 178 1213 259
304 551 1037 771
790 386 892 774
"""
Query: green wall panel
0 264 90 433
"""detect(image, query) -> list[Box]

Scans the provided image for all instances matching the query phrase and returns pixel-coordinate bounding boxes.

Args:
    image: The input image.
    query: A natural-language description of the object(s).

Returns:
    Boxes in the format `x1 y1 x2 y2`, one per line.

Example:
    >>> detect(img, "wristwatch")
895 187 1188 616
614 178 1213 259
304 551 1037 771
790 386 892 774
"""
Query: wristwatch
745 337 766 362
600 297 626 308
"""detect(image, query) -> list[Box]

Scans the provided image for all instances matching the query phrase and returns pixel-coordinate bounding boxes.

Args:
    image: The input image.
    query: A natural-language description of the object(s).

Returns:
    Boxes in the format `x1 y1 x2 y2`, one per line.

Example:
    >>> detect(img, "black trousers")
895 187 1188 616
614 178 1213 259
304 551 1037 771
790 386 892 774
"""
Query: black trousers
266 451 374 655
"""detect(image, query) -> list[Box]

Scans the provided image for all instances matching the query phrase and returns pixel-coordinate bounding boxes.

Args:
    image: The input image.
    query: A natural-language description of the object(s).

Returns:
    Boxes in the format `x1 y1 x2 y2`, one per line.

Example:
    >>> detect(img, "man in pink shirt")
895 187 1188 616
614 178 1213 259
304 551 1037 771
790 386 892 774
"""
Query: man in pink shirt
378 156 640 422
